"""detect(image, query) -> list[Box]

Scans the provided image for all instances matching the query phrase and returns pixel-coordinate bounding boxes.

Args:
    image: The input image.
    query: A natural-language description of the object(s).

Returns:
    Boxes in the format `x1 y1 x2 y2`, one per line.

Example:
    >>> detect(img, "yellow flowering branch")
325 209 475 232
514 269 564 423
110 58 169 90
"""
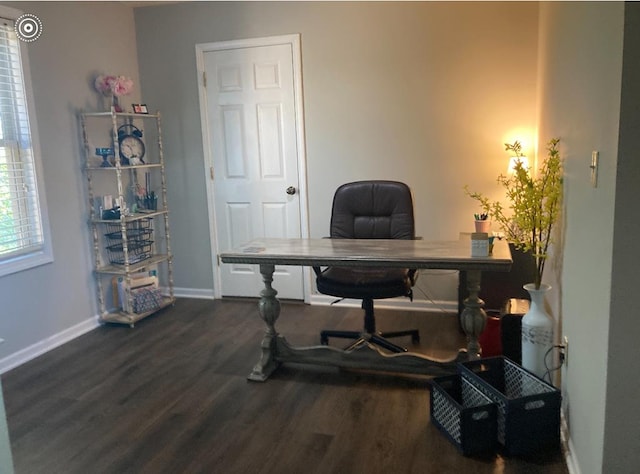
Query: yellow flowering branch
464 138 563 289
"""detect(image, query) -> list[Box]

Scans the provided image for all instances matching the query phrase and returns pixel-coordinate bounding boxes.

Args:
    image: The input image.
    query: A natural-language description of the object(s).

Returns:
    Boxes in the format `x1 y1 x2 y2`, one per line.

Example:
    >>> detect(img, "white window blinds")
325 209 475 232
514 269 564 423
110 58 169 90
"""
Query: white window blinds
0 13 50 274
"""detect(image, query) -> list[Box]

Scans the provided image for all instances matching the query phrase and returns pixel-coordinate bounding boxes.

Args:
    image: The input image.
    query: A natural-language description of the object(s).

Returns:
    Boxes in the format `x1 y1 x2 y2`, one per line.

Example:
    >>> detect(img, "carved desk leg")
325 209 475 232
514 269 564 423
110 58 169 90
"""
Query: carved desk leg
459 269 486 360
248 264 282 382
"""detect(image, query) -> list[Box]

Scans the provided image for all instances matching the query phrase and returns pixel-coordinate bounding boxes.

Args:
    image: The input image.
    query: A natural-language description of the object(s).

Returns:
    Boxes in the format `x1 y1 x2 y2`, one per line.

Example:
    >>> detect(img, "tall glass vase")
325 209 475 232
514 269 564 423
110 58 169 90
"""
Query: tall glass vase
521 283 554 380
112 94 122 113
102 94 122 112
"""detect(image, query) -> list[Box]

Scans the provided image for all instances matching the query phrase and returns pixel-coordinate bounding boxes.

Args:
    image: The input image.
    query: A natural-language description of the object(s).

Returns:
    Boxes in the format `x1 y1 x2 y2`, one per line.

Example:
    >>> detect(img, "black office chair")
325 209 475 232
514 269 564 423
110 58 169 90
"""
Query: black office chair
314 180 420 353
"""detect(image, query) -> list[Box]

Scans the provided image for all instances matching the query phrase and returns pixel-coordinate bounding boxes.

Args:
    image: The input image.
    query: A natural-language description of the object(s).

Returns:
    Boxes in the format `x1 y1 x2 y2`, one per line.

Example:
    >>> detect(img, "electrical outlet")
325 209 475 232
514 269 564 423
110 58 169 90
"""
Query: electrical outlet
561 336 569 366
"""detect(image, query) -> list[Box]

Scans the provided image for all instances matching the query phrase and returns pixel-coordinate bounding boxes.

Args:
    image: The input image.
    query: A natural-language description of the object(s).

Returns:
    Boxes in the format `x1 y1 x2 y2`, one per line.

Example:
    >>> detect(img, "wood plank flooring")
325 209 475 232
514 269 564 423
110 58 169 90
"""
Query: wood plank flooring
2 298 568 473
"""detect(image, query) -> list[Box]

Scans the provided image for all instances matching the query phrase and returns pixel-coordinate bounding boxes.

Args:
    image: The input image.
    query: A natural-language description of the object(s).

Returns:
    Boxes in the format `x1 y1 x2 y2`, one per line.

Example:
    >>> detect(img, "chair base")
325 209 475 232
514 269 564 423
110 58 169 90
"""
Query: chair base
320 329 420 353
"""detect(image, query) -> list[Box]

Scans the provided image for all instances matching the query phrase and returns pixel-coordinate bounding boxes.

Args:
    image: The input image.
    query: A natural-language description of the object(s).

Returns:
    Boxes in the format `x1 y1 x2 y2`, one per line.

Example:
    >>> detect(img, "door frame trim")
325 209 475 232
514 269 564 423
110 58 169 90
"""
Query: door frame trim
195 34 310 302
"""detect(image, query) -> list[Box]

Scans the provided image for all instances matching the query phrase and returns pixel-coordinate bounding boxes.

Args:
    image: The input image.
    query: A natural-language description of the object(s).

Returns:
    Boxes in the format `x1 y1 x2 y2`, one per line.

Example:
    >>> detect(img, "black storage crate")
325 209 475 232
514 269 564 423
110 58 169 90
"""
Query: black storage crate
430 374 498 456
459 357 561 456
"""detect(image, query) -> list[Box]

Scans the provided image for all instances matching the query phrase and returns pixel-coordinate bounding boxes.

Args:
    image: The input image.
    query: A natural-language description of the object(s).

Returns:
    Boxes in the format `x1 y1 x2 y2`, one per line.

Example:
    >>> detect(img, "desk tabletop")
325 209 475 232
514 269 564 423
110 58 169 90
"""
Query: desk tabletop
220 238 512 272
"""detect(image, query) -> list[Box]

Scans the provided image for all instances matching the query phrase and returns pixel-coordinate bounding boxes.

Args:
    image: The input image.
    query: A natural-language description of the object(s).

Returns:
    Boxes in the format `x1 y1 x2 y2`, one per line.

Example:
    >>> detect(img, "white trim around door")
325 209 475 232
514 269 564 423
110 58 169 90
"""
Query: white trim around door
195 34 311 302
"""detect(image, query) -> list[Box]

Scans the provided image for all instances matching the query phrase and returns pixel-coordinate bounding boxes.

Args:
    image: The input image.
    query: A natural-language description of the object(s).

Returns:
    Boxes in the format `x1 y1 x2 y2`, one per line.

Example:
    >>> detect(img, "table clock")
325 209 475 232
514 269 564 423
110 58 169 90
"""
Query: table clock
117 123 145 165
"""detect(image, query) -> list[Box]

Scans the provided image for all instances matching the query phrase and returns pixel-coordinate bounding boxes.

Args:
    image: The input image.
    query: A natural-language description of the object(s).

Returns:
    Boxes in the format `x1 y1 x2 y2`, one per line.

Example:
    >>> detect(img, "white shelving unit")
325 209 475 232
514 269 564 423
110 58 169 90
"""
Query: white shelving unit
80 108 175 326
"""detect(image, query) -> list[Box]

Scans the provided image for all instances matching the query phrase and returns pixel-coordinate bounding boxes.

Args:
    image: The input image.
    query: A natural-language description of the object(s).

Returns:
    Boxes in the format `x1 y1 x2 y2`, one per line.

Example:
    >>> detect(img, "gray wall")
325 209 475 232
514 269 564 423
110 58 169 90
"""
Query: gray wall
606 3 640 471
133 1 539 296
0 378 13 472
537 2 639 473
0 1 141 363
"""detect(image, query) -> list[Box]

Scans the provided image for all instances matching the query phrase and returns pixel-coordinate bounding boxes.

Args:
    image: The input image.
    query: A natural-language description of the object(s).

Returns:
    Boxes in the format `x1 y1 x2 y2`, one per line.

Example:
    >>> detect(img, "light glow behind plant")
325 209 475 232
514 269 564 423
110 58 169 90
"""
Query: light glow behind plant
465 138 563 289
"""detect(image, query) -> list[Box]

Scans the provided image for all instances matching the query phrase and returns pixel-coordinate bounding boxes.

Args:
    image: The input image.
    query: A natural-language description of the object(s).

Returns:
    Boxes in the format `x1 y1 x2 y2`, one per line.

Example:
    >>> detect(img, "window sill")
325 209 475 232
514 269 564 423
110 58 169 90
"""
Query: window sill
0 249 54 278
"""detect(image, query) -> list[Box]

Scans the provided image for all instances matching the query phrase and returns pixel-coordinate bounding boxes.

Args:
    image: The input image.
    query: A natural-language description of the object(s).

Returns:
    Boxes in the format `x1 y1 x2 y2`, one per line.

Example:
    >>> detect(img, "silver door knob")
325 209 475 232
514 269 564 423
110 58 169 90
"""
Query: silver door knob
286 186 296 195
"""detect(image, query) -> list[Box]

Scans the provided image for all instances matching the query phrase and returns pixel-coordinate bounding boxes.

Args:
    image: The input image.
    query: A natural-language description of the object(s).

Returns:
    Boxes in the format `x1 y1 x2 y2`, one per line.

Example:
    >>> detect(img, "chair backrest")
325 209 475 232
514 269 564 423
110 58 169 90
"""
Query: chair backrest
329 181 415 240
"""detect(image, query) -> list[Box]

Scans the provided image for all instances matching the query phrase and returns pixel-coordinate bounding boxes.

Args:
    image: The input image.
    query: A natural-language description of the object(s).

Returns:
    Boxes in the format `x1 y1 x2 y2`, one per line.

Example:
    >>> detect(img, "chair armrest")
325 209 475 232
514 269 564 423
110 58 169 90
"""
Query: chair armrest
409 237 421 282
408 268 419 286
312 237 332 276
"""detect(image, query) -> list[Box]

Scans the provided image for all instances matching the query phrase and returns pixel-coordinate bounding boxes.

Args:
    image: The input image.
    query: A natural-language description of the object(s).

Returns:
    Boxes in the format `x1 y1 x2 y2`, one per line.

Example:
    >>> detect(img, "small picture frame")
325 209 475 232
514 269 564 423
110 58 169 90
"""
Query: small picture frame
132 103 149 114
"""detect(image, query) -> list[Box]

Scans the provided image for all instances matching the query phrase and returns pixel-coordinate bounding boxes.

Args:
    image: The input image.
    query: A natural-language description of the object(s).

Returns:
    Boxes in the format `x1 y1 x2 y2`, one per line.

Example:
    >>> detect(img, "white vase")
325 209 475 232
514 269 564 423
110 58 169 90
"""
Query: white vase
521 283 554 380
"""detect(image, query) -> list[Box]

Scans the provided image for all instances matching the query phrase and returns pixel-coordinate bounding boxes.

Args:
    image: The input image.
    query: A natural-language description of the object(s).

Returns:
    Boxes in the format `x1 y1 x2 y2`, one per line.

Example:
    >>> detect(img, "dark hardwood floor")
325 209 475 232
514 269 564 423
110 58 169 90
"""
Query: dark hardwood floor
2 298 568 474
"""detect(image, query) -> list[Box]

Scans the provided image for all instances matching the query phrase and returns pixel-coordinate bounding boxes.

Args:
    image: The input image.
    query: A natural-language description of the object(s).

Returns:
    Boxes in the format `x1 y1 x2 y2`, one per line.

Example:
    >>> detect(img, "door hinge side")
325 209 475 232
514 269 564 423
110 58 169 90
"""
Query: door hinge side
203 71 207 88
210 166 214 180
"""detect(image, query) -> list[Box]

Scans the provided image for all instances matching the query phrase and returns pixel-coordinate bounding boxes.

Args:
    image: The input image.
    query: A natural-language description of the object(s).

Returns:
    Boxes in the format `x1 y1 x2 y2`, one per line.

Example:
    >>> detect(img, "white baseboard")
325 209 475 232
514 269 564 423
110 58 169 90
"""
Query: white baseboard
172 287 215 300
172 287 457 313
562 410 580 474
309 294 458 313
168 289 458 313
0 315 100 375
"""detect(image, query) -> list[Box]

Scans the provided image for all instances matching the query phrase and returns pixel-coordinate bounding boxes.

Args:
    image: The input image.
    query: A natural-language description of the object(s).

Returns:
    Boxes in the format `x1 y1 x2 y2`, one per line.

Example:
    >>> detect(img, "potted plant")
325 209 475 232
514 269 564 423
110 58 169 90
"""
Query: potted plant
465 138 562 289
465 138 563 379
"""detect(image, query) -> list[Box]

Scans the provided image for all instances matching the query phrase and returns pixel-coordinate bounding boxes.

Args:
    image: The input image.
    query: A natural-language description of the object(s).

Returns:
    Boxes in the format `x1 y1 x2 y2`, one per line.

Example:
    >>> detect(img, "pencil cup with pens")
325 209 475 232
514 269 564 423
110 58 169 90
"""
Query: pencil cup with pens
138 172 157 211
144 193 157 211
474 213 491 233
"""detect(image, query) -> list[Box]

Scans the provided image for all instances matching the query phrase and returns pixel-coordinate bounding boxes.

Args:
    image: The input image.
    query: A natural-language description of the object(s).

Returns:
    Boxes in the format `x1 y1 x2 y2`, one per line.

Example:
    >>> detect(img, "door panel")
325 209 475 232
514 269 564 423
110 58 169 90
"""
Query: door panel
204 42 303 299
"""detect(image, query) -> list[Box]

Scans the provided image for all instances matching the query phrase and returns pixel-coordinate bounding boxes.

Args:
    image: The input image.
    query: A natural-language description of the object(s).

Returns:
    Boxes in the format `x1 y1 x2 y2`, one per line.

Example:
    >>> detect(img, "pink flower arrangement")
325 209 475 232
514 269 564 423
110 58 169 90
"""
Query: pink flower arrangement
94 74 134 97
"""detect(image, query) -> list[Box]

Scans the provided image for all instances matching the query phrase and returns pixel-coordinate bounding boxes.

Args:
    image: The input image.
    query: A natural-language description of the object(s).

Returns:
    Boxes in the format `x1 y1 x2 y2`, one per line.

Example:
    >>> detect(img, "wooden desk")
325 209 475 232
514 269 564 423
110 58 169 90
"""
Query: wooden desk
220 238 512 381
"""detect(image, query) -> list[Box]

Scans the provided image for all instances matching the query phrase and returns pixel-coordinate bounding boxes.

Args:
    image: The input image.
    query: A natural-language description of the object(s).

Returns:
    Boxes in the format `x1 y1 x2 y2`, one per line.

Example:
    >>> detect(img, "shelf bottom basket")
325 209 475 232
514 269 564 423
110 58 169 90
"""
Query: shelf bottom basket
101 296 175 327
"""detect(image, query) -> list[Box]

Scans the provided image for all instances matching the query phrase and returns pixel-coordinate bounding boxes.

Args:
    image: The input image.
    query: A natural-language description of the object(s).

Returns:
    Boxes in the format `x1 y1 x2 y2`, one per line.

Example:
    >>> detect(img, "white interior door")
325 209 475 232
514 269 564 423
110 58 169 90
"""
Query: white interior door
199 37 306 300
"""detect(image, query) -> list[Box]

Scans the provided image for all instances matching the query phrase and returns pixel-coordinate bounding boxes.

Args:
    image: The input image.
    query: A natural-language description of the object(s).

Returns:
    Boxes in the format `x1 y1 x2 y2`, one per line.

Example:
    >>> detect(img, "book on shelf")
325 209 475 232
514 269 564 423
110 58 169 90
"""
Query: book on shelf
111 269 161 313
